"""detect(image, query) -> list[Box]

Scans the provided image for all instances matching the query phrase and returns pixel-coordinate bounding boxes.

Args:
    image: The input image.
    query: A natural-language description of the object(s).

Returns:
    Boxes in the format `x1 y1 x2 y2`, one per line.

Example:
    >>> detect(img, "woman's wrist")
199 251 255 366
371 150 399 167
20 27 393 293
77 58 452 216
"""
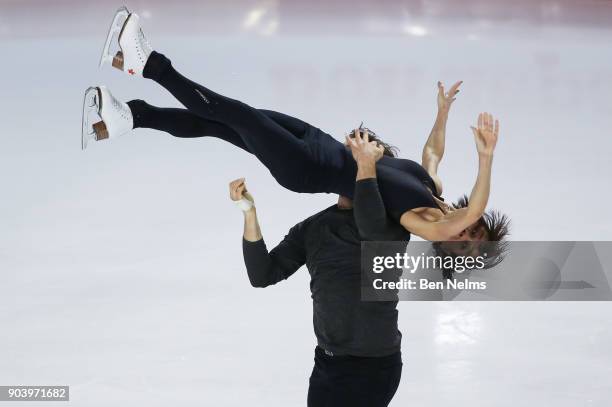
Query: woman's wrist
478 152 494 163
437 107 450 118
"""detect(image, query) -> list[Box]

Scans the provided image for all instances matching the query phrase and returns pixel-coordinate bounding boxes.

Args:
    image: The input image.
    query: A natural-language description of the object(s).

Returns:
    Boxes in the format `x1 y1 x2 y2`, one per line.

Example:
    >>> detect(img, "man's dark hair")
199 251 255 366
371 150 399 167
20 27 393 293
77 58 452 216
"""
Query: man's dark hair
347 122 399 158
434 194 511 279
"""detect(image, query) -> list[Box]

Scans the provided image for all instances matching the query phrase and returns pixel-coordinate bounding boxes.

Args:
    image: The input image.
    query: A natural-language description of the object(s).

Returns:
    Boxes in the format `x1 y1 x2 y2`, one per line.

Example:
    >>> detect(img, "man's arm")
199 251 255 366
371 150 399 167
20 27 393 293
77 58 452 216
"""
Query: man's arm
347 130 406 240
229 178 306 287
421 81 462 195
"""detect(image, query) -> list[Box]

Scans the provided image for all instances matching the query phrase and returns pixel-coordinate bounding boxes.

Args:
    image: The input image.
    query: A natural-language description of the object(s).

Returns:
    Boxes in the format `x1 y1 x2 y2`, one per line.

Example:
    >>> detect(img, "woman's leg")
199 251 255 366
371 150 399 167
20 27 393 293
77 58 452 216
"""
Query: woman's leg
126 102 310 152
127 99 250 152
258 109 309 140
142 51 322 192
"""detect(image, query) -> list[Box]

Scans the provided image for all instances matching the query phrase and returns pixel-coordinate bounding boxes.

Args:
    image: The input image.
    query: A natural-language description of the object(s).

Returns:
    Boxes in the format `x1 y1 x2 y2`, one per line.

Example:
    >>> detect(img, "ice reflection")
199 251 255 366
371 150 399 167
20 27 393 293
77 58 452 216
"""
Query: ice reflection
434 305 483 346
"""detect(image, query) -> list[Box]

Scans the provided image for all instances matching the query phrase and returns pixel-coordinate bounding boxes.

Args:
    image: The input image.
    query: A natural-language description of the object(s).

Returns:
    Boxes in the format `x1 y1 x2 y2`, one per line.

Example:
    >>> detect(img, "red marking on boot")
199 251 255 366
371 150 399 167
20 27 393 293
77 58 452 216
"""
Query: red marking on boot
128 69 135 75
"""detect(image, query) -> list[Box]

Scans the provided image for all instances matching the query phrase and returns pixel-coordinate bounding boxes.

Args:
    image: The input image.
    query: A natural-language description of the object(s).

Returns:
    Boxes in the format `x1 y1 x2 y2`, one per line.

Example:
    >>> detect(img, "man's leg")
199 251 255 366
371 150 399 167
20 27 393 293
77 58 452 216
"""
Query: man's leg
307 348 403 407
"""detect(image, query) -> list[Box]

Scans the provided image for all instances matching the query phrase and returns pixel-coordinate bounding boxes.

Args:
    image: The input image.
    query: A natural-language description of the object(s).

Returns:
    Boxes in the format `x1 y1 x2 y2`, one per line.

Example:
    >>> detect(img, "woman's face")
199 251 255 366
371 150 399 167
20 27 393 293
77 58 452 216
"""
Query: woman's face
449 223 486 242
443 224 488 257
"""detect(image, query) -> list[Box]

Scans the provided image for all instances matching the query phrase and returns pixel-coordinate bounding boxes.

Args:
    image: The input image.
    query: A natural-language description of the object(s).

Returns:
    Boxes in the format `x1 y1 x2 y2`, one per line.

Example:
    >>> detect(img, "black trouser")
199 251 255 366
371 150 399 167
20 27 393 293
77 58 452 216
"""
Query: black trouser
129 51 348 194
307 347 402 407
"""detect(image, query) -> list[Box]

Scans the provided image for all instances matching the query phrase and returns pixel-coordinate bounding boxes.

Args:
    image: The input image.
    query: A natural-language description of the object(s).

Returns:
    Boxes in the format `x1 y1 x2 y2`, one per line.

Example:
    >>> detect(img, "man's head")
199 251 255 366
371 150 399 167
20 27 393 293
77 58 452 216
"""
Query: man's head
434 195 511 278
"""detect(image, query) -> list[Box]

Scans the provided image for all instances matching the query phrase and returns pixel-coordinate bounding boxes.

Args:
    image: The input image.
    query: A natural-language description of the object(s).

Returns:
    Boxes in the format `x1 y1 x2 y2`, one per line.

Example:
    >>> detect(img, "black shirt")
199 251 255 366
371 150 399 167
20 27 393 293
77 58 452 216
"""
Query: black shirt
242 178 409 357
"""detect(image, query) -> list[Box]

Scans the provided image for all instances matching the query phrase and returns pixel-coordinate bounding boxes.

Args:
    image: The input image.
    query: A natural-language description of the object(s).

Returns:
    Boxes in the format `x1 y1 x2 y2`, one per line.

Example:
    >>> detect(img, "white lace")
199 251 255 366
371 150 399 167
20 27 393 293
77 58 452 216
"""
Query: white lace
109 92 131 120
135 27 152 64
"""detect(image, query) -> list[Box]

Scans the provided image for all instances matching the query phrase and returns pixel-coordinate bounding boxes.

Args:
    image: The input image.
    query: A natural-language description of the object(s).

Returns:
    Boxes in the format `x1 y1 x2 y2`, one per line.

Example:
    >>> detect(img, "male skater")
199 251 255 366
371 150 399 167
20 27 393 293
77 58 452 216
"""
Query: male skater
230 131 407 407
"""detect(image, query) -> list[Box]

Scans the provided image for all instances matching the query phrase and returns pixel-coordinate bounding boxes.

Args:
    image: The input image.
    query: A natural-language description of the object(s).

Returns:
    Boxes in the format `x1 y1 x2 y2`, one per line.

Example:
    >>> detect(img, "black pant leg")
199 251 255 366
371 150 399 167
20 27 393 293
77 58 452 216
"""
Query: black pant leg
142 51 323 192
128 100 250 152
307 348 402 407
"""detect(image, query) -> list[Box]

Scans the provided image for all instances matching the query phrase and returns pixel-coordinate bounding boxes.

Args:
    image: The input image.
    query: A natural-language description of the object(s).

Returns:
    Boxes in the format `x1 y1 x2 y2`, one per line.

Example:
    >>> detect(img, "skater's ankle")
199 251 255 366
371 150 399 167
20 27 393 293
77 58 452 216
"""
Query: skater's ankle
142 51 171 81
127 99 151 129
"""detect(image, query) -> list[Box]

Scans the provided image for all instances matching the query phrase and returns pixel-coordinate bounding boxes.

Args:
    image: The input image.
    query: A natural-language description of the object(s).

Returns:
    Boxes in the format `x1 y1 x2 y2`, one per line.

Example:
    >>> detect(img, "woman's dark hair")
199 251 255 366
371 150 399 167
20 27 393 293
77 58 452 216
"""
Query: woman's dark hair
435 194 511 279
347 122 399 158
452 195 511 243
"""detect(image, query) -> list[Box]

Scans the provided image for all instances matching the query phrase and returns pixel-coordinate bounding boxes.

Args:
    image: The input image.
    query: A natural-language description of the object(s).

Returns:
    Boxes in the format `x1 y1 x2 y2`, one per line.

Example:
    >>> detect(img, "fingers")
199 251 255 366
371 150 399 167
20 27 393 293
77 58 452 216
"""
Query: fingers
470 126 479 137
354 128 362 143
485 113 494 131
229 177 247 200
448 80 463 96
236 184 246 197
352 128 370 144
475 112 499 134
229 177 245 189
439 80 462 99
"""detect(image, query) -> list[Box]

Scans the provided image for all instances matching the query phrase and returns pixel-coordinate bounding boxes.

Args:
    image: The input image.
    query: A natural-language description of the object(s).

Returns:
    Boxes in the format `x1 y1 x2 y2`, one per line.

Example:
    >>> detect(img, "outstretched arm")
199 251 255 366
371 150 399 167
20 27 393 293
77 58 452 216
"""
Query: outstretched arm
403 112 499 241
465 112 498 217
229 178 306 287
421 81 462 195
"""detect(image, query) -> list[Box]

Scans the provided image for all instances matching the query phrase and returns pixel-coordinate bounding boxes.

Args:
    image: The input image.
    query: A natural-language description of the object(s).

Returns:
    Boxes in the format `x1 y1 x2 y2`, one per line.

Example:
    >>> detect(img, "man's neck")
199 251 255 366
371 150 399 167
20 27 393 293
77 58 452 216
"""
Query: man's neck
336 195 353 210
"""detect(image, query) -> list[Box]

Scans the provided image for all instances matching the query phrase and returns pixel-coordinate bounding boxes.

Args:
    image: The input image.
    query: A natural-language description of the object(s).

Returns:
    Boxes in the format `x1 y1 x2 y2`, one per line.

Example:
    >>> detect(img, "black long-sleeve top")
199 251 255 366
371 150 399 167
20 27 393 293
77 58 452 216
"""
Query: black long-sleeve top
242 178 409 357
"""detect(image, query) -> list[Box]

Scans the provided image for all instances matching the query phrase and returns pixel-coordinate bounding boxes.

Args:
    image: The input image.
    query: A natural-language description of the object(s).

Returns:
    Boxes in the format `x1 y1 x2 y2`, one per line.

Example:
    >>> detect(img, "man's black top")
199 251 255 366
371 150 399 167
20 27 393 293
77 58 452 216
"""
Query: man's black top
242 178 409 357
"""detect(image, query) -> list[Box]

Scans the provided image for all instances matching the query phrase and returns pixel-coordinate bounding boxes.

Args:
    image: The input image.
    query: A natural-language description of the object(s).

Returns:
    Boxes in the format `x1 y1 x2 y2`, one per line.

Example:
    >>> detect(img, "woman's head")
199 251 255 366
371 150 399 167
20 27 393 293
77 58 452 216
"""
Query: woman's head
447 195 510 242
435 195 511 278
347 123 398 158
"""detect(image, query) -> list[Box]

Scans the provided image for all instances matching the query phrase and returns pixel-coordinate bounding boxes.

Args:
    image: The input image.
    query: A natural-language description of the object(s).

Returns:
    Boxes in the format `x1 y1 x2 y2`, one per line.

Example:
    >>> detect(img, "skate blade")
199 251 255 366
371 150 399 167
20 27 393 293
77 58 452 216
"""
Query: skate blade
99 6 130 69
81 87 108 150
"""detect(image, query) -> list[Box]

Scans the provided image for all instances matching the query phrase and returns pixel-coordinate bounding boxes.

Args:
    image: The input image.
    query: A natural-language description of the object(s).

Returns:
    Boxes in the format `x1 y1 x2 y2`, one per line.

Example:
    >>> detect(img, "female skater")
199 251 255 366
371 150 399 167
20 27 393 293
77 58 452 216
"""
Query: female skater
82 7 509 247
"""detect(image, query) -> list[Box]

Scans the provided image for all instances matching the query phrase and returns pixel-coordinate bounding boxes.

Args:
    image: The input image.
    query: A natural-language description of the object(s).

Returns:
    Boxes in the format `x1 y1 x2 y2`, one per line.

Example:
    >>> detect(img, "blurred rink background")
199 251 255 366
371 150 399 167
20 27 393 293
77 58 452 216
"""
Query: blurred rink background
1 0 612 405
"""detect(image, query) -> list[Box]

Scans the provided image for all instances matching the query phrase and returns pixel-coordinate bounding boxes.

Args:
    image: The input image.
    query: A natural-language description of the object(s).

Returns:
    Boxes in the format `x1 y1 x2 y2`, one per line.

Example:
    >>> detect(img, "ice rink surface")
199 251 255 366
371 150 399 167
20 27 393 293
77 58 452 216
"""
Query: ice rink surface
1 0 612 405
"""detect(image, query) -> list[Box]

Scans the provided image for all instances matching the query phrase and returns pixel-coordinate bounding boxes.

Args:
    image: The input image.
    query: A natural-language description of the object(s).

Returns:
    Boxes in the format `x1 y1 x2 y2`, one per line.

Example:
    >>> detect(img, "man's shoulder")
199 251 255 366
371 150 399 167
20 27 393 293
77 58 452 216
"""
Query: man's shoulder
305 204 338 221
294 205 339 229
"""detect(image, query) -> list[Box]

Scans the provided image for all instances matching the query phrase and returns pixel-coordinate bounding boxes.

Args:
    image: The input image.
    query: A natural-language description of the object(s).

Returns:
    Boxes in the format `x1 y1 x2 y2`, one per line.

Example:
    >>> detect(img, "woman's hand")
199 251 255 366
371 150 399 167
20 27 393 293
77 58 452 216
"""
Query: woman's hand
437 80 462 112
471 112 499 157
346 129 384 165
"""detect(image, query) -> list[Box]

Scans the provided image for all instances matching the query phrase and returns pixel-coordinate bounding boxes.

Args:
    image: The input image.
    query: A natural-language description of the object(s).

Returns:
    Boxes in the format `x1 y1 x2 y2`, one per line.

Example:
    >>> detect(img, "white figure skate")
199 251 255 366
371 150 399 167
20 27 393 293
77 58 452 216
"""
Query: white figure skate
99 6 152 76
81 86 133 150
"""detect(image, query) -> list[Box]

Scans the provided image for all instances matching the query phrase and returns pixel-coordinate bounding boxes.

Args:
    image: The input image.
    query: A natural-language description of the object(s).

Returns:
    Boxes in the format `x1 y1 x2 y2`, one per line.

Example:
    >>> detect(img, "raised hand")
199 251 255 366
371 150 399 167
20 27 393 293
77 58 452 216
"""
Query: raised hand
229 177 254 204
471 112 500 156
437 80 462 112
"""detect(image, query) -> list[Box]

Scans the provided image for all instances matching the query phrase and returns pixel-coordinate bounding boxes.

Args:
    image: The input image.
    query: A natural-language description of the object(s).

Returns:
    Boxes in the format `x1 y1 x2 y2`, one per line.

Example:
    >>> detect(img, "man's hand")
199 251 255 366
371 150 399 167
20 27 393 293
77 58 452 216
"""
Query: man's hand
437 80 462 112
229 177 255 212
346 129 384 180
346 129 384 164
471 112 499 157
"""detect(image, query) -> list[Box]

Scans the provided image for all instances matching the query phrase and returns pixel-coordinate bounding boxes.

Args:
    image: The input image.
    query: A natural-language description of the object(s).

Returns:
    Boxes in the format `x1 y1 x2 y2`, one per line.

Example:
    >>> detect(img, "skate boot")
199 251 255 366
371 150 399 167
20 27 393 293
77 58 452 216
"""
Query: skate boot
81 86 133 150
99 6 152 76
